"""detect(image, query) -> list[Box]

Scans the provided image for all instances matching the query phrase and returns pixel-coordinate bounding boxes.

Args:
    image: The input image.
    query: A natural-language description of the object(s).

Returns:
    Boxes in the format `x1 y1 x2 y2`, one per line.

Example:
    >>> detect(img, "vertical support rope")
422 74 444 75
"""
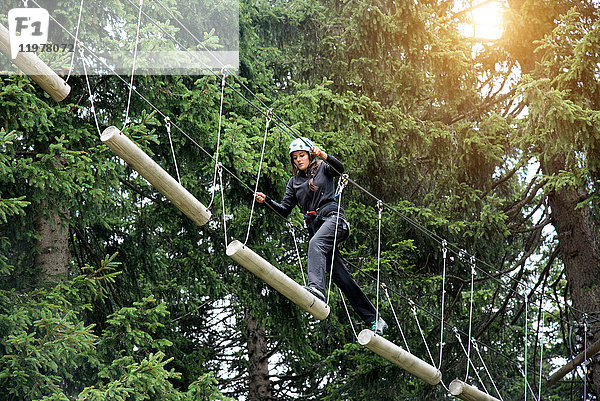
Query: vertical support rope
454 327 489 394
65 0 85 82
525 292 529 401
584 313 588 401
326 174 347 304
325 192 342 303
164 117 181 183
218 163 228 246
538 310 544 401
208 72 227 209
288 222 307 286
81 49 101 136
383 284 410 352
536 284 546 401
339 288 358 340
472 339 504 401
123 0 144 129
375 200 383 324
439 239 448 369
520 367 539 401
410 300 435 366
465 255 476 381
244 112 271 245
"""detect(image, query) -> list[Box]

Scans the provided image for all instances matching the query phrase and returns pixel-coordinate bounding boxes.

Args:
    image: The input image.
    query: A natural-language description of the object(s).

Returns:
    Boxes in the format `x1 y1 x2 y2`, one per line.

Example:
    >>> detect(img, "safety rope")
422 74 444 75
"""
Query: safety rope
245 112 271 245
208 72 227 209
65 0 85 82
439 239 448 369
123 0 144 130
326 174 348 304
164 117 181 183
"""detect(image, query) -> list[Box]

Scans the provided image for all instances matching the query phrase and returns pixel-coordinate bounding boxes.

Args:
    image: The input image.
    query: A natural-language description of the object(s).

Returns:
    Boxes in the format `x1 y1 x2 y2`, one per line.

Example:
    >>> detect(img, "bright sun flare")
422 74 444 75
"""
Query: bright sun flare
465 0 505 40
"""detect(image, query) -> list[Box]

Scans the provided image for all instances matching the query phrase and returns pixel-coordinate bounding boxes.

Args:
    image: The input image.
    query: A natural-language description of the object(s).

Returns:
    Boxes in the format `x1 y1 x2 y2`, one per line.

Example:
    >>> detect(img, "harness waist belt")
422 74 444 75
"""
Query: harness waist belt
302 199 338 220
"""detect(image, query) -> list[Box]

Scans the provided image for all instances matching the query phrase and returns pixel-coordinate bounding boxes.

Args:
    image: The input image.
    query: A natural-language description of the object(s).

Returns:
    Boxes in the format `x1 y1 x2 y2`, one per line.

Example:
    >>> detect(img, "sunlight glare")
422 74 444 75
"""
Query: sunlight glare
471 0 504 40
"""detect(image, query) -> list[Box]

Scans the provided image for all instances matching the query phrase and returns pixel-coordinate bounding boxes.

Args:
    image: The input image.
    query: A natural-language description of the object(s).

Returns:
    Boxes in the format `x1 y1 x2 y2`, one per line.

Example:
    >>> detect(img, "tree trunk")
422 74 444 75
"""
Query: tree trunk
35 200 70 284
544 154 600 395
245 307 272 401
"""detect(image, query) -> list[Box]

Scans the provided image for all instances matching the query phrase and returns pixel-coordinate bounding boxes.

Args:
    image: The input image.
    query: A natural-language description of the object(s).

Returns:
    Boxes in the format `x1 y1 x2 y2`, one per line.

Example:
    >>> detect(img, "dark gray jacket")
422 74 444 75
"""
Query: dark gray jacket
265 155 344 218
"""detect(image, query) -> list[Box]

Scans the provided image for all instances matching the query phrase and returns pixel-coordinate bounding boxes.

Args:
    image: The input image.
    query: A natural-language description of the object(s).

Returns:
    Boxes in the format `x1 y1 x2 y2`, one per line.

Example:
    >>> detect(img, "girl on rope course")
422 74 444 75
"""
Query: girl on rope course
255 137 388 335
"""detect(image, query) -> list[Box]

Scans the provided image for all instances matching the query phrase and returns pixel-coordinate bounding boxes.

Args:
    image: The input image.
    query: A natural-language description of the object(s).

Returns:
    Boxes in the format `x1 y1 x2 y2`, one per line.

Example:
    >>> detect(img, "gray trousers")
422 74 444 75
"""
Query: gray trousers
306 214 377 324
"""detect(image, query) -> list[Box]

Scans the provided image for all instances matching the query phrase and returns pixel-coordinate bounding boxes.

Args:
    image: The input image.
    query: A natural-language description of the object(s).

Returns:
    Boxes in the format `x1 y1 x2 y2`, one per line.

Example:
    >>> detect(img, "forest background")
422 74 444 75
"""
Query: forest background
1 0 600 400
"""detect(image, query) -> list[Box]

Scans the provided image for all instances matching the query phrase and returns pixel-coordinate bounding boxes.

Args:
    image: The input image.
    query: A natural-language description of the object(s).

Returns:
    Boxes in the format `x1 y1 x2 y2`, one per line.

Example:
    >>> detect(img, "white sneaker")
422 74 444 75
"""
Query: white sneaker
303 286 325 302
370 317 388 335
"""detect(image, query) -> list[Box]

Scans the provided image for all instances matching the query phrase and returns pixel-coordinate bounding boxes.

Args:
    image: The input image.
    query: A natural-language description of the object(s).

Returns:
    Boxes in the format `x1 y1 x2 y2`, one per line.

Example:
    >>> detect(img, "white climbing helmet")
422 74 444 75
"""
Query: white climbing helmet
289 137 313 155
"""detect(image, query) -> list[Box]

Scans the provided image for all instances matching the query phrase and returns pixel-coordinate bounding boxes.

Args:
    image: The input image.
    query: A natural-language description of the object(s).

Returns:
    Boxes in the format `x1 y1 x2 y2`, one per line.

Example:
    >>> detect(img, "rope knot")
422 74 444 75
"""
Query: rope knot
220 68 229 81
458 249 469 264
408 299 416 312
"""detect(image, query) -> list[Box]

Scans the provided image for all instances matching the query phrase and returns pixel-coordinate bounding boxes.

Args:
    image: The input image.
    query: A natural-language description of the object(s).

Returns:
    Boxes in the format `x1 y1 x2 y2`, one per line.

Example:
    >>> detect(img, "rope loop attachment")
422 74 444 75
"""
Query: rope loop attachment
334 174 349 200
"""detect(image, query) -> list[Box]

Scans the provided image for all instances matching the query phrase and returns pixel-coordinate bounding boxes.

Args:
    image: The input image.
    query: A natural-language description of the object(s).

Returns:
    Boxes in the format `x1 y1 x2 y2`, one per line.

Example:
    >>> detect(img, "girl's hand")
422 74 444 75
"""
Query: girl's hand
255 192 266 203
310 146 327 160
